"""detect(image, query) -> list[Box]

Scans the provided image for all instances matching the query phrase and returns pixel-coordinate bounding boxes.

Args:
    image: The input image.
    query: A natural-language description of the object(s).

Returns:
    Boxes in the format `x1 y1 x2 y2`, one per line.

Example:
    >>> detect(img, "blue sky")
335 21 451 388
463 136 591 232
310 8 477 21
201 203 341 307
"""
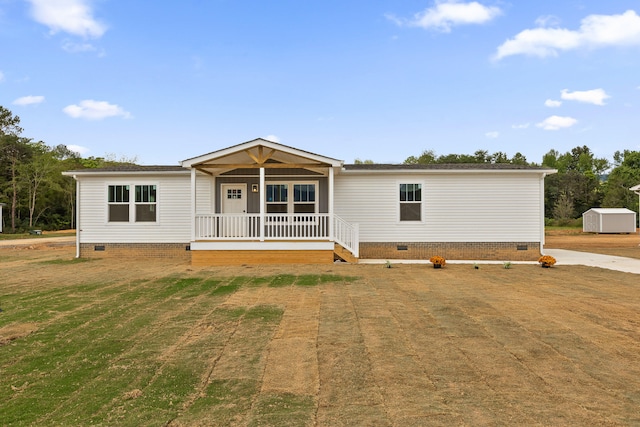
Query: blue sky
2 0 640 166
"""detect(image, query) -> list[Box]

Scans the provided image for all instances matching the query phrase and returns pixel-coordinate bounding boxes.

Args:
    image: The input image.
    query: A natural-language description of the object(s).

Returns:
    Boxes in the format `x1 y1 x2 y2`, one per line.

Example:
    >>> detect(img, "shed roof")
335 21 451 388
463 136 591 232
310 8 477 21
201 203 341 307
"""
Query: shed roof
583 208 636 215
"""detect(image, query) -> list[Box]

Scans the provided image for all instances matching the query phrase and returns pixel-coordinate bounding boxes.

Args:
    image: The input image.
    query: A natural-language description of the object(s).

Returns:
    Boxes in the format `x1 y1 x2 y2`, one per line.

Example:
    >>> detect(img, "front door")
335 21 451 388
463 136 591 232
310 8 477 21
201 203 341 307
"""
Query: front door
221 184 248 237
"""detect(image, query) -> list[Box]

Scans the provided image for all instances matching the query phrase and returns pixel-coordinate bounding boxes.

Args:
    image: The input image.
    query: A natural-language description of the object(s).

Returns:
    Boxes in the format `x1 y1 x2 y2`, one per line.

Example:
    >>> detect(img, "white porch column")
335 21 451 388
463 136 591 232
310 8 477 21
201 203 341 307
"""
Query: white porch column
190 168 196 241
328 166 334 240
260 167 265 242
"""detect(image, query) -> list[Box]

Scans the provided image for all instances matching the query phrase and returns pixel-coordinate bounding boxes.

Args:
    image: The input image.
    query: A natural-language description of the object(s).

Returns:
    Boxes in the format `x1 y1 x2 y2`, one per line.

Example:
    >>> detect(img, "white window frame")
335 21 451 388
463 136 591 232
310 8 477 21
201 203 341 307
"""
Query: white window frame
134 184 158 222
265 180 319 215
106 182 159 225
398 182 423 222
107 184 130 222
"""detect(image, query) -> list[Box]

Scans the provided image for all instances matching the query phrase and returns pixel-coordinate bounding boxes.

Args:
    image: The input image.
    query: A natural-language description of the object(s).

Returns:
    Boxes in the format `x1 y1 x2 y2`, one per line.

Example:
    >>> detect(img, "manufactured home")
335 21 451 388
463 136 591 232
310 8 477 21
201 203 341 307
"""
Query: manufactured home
63 138 556 265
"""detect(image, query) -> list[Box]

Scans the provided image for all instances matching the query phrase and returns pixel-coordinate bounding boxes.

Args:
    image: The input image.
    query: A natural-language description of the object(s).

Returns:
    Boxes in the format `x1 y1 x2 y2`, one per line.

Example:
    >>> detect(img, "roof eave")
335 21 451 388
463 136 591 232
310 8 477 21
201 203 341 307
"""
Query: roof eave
339 168 557 175
62 169 190 177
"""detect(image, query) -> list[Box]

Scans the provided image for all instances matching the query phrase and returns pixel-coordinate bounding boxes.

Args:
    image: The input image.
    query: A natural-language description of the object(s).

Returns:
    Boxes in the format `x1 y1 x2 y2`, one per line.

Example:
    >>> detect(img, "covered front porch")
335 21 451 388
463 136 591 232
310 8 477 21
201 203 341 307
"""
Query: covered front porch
181 139 359 265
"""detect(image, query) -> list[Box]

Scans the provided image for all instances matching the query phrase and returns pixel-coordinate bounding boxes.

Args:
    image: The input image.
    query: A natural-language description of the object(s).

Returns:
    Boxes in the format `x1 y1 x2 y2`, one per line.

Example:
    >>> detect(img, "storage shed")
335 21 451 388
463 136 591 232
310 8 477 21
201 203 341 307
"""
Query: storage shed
582 208 637 233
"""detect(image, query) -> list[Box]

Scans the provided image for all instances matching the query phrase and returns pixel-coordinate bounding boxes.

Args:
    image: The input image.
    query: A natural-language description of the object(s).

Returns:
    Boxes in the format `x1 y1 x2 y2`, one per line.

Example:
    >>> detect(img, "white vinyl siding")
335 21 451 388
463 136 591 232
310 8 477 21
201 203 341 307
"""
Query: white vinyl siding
334 172 543 243
195 174 212 214
77 174 192 243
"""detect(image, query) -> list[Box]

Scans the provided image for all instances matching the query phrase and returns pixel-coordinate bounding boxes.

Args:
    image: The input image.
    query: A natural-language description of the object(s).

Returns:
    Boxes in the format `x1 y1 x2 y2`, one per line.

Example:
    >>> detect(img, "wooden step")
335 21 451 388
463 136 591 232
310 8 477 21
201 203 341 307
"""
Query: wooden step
334 243 358 263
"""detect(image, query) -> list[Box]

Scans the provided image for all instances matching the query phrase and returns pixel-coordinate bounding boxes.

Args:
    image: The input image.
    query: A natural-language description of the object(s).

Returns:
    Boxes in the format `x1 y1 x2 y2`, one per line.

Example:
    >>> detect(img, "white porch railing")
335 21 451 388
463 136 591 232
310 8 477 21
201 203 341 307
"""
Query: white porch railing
195 213 359 257
333 215 359 258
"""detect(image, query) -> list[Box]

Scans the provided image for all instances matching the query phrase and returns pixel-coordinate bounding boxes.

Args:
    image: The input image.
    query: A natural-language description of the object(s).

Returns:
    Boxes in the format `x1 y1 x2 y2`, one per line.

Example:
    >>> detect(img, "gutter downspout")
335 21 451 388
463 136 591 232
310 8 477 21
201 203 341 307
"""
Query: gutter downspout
540 173 546 255
74 175 80 258
190 168 196 242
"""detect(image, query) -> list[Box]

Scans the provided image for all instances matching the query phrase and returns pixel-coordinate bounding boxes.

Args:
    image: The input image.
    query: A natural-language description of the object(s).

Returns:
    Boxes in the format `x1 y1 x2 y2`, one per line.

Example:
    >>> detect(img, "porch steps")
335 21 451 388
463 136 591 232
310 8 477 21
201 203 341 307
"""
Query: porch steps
334 243 358 263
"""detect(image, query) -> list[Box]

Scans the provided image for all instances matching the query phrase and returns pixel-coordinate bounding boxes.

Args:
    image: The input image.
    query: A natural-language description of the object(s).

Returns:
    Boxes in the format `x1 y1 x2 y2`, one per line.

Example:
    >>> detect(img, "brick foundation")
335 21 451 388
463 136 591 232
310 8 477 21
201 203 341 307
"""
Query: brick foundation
359 242 541 261
79 243 192 260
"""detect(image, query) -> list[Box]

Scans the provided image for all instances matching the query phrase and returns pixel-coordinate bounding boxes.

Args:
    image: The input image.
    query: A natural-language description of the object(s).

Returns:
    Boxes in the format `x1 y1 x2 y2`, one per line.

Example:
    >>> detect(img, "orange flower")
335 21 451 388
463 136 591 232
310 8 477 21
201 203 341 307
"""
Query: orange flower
538 255 556 266
429 256 446 266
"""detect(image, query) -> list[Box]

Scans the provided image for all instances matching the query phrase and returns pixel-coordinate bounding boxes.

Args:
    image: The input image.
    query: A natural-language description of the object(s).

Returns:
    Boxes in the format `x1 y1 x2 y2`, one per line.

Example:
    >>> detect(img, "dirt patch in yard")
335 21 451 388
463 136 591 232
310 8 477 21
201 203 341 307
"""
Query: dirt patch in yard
545 228 640 259
0 322 39 345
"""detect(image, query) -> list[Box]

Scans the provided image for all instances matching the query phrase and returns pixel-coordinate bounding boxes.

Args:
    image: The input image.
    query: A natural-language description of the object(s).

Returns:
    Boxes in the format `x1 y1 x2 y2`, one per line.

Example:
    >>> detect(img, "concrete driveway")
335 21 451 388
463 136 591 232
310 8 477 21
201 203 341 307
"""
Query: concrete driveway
544 248 640 275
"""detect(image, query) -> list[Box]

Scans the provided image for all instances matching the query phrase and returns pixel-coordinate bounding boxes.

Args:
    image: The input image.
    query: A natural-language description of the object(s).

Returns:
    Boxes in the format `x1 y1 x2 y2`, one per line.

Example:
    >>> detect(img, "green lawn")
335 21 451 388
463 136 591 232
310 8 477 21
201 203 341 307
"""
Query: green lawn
0 267 355 426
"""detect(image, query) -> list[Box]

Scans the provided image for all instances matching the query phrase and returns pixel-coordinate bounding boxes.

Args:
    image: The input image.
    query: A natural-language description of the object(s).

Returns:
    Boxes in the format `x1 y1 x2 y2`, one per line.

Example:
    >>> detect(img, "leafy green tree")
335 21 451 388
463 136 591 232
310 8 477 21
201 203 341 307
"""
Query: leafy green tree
542 146 609 219
404 149 437 164
18 141 59 227
0 106 23 136
552 191 574 224
0 135 34 231
404 149 532 166
602 150 640 215
353 158 375 164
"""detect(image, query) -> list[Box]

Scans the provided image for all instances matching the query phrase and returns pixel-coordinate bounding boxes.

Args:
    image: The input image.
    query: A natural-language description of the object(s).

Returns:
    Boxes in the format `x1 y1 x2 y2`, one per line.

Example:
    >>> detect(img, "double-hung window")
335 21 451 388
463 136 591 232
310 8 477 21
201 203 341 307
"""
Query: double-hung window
107 184 157 223
293 184 315 213
399 183 422 221
135 185 157 222
108 185 130 222
266 184 288 214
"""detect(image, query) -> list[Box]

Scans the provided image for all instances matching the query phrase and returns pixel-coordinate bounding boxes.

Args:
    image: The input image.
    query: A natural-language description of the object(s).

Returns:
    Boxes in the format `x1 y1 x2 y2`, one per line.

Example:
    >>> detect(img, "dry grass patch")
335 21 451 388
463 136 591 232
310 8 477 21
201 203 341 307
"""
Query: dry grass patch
1 245 640 425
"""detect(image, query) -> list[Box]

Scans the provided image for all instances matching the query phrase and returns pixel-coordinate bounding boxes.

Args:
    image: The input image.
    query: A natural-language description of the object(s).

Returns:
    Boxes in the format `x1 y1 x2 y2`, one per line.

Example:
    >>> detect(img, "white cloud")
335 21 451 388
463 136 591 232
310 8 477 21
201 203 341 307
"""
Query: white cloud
0 71 4 82
62 40 96 52
512 123 530 129
536 115 578 130
561 88 610 106
63 100 132 120
494 10 640 60
263 134 280 143
388 0 502 32
66 144 89 155
545 99 562 108
26 0 107 38
535 15 561 28
13 95 45 106
485 131 499 138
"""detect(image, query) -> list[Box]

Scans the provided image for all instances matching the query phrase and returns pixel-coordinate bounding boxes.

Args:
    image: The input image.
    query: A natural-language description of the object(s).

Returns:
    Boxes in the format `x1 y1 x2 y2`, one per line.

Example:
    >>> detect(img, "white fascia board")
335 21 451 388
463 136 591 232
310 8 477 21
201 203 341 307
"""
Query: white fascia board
338 168 557 176
61 170 191 178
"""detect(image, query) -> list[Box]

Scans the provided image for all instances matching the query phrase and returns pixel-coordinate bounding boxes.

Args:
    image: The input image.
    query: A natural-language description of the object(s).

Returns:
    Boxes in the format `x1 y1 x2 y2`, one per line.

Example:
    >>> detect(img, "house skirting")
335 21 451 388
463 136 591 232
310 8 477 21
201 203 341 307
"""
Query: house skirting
79 243 191 260
359 241 541 261
192 250 334 266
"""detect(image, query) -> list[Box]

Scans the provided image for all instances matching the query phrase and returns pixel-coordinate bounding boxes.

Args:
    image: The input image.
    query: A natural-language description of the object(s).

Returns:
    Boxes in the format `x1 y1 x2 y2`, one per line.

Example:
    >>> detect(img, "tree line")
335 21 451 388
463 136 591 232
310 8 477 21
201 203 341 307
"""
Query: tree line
2 104 639 232
0 106 135 233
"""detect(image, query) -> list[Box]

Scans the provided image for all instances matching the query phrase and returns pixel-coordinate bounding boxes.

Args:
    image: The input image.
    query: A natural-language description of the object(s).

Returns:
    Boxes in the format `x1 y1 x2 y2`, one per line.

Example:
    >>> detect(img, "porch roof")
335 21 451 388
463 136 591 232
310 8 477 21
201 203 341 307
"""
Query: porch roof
181 138 344 175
